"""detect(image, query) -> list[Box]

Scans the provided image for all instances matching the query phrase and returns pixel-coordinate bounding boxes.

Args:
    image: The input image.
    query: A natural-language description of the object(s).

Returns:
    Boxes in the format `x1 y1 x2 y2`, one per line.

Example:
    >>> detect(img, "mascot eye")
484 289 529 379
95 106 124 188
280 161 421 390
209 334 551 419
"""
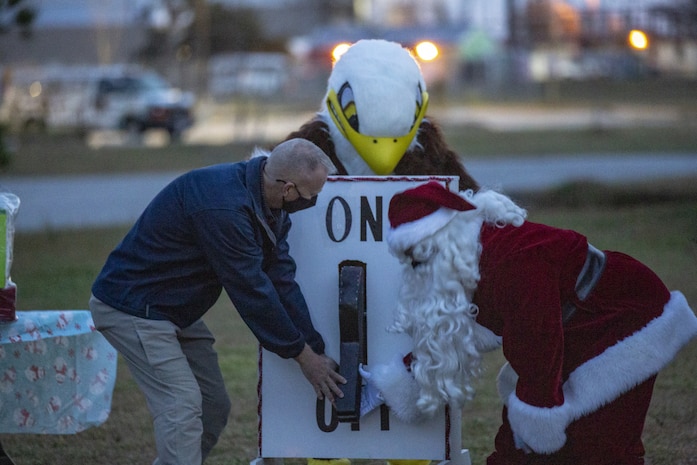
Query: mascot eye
338 82 360 132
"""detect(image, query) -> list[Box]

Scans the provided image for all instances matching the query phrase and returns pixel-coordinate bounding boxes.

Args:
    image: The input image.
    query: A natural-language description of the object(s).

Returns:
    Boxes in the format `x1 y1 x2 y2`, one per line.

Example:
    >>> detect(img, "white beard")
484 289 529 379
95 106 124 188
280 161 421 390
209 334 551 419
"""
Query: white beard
389 190 526 415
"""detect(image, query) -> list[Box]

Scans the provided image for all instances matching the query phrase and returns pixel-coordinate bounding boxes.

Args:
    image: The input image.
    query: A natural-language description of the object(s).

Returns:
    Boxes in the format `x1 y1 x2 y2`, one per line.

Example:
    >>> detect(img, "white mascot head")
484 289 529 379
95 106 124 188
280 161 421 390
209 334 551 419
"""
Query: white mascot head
321 39 429 176
385 182 526 417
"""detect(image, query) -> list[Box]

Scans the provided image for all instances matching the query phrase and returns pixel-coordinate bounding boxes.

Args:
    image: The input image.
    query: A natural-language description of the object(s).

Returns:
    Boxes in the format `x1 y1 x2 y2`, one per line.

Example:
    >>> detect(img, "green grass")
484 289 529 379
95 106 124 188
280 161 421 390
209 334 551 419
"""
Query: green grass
1 133 258 176
1 187 696 465
443 125 697 158
2 102 696 177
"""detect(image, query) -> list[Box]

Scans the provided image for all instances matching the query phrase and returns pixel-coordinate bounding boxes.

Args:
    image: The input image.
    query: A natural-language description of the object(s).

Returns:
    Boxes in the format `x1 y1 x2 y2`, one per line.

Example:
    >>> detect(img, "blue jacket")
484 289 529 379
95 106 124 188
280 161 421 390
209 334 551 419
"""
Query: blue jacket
92 156 325 359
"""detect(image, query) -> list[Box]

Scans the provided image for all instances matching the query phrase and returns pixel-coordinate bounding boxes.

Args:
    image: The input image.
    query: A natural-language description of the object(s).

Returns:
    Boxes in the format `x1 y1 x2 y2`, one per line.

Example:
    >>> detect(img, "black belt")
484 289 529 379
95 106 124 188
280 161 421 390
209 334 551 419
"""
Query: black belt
562 244 606 324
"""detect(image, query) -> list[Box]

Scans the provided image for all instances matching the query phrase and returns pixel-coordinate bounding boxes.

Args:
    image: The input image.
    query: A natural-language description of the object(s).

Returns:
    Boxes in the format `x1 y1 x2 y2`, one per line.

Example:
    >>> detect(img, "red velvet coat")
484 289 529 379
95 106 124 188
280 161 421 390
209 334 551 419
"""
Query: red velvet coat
473 221 697 464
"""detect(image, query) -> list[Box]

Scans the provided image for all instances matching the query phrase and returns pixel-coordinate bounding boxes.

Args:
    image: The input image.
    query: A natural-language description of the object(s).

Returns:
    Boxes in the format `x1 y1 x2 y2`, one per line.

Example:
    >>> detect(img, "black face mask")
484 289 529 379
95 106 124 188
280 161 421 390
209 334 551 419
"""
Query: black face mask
282 194 318 213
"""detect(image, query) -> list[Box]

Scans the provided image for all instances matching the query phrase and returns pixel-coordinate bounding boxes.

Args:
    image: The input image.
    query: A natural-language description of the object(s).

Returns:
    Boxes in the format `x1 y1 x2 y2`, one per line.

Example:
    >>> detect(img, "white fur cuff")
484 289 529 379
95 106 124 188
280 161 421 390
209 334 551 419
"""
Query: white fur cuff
369 356 429 424
506 391 573 454
503 291 697 455
387 207 458 257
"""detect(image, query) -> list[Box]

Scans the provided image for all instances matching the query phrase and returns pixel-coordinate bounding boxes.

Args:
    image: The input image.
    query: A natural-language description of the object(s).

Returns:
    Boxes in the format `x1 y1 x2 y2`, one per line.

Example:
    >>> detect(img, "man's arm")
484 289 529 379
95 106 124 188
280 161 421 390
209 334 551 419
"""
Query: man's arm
195 208 309 358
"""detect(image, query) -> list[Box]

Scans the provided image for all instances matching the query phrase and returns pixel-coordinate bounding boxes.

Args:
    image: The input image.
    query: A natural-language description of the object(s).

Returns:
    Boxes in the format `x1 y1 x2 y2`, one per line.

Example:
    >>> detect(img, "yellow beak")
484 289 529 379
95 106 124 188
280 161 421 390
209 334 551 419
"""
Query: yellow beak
326 90 429 175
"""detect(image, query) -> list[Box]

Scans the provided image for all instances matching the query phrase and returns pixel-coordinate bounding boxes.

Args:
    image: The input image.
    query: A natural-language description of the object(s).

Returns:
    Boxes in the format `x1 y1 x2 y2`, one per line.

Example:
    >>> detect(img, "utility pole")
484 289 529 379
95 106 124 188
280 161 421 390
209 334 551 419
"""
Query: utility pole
507 0 518 48
193 0 210 96
505 0 521 86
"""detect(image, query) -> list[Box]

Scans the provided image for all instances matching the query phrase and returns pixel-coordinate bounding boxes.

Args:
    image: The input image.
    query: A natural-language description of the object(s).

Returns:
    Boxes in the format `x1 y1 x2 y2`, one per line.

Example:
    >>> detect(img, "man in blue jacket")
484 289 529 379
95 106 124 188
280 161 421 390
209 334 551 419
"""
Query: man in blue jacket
89 138 345 465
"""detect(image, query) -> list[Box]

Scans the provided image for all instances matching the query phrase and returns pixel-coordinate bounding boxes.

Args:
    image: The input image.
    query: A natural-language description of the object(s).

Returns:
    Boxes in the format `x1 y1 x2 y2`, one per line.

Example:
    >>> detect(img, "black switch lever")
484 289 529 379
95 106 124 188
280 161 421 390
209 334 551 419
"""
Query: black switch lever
334 260 366 423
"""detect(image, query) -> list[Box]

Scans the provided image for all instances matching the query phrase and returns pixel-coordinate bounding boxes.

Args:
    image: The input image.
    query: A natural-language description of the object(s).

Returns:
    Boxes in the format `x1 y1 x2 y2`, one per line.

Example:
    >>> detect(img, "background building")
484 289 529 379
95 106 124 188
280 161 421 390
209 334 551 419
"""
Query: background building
1 0 695 104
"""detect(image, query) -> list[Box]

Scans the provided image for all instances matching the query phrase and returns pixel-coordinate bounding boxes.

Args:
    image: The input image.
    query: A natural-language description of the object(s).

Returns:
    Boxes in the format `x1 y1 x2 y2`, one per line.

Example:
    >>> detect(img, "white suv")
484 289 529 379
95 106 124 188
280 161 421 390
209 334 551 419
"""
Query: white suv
1 66 196 141
87 72 195 140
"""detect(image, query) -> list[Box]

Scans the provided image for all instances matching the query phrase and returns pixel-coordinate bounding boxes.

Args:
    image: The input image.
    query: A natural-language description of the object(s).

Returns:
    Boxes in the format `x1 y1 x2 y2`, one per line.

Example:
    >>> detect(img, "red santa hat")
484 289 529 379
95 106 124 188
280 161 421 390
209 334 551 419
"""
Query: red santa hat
387 181 475 254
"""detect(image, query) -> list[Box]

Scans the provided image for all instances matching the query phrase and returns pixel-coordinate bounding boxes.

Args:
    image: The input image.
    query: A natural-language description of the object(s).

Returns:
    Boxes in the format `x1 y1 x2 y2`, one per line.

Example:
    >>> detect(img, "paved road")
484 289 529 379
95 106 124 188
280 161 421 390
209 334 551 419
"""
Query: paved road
3 153 697 232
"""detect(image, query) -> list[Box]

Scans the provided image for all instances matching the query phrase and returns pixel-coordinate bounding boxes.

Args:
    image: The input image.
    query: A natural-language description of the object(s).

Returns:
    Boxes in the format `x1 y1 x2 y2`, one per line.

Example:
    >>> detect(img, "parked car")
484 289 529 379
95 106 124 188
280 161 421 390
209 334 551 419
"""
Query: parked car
87 72 195 140
208 52 289 99
1 66 196 142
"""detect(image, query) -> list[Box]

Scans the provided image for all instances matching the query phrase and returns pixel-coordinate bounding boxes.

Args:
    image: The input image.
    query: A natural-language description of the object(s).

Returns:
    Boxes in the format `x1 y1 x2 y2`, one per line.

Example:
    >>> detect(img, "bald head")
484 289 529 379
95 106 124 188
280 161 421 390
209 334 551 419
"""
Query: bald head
265 138 336 182
262 139 336 211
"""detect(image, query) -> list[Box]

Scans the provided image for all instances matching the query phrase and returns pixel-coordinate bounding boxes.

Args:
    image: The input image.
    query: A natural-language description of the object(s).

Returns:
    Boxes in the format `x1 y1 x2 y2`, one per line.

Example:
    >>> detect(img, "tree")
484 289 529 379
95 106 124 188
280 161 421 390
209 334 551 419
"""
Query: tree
137 0 267 62
206 5 263 54
1 0 37 167
136 0 195 61
0 0 36 38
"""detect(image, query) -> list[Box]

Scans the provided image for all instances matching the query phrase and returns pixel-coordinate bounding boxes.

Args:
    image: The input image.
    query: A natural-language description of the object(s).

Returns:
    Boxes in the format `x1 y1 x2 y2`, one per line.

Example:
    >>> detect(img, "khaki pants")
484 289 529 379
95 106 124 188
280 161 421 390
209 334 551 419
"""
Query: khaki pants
89 295 231 465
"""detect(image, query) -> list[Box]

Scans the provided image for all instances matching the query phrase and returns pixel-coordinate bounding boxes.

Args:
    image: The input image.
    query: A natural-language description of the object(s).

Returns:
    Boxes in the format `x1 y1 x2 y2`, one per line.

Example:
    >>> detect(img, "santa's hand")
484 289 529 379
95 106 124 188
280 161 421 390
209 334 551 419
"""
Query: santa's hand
359 364 384 416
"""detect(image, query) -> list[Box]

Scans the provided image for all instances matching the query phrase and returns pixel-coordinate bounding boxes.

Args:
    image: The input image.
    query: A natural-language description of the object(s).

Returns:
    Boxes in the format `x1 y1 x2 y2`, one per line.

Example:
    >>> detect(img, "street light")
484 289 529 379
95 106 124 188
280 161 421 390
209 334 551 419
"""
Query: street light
414 41 439 61
628 29 649 50
331 42 352 63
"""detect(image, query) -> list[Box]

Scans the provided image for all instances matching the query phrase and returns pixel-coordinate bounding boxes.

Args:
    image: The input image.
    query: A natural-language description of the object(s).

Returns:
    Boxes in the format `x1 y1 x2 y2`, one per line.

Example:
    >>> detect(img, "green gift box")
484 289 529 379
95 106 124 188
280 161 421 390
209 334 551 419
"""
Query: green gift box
0 193 20 289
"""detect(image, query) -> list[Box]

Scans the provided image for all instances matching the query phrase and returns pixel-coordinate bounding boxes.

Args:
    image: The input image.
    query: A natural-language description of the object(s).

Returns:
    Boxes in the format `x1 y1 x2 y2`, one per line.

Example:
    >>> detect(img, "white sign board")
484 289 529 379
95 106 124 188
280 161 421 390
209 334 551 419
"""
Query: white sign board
258 176 467 462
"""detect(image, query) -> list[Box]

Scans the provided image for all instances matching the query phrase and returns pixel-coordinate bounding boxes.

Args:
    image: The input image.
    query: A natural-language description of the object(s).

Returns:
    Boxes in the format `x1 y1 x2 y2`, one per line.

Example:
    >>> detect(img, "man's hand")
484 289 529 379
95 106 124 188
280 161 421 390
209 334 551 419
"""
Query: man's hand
295 344 346 403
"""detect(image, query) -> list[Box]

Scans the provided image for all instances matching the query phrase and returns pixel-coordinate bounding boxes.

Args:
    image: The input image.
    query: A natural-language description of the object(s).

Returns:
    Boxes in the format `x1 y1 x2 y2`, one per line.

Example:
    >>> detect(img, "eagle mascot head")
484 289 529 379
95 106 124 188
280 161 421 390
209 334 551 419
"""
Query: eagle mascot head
283 39 479 192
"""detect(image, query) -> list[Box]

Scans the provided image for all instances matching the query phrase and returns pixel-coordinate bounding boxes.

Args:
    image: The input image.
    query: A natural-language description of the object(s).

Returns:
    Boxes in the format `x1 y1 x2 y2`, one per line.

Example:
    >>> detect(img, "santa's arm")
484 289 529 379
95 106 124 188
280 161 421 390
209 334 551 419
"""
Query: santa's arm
496 257 573 454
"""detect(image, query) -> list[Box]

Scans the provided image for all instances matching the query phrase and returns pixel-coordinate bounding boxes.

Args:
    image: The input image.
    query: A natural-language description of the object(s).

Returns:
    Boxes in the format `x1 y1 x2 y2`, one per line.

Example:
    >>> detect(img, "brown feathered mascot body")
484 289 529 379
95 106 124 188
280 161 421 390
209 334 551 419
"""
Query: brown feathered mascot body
283 39 478 192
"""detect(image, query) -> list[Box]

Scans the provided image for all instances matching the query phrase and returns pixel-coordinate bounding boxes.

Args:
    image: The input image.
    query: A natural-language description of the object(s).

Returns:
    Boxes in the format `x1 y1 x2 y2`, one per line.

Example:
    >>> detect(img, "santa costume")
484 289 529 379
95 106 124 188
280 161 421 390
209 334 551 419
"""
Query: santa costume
364 182 697 465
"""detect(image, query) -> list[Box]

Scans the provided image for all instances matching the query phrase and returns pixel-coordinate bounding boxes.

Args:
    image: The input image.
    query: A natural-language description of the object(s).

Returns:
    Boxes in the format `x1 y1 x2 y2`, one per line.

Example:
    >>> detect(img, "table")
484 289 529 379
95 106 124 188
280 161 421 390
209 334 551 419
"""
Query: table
0 310 117 434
